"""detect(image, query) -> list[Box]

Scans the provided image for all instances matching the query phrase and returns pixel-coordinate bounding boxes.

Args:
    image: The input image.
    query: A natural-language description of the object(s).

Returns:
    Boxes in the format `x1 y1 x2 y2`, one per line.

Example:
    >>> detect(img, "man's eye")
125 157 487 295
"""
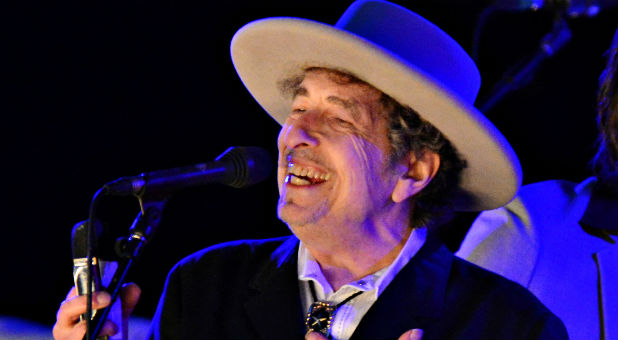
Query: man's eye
292 108 306 113
333 117 353 127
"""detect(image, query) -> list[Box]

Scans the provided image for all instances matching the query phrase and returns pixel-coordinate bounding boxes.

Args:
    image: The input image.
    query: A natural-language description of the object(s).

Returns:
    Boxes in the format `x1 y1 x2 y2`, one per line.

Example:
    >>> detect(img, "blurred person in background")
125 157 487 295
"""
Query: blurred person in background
457 26 618 340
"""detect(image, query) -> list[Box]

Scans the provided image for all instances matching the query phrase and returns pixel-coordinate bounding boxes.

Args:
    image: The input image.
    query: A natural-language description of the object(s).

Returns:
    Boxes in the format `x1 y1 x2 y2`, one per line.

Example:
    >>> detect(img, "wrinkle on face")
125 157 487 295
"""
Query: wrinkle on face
277 69 405 237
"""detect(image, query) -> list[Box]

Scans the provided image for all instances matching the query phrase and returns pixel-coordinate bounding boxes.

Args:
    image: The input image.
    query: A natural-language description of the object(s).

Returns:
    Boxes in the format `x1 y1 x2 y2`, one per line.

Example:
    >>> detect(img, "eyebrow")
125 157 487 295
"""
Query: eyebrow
326 96 361 122
293 86 362 122
291 86 308 98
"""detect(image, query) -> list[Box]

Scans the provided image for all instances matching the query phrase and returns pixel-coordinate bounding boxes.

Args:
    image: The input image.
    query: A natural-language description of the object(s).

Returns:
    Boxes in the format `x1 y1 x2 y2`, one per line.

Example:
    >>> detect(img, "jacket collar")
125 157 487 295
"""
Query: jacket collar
242 234 454 340
352 235 453 340
244 236 306 339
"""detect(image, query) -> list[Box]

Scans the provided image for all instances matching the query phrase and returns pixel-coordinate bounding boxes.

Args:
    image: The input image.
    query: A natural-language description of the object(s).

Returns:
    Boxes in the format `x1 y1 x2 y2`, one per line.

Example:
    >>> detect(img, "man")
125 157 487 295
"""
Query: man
53 1 568 339
457 27 618 340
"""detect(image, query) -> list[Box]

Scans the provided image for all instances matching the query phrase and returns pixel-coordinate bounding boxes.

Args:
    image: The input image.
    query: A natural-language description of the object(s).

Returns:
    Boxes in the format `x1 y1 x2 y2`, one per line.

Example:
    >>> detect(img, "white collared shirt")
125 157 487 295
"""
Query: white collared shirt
298 227 427 340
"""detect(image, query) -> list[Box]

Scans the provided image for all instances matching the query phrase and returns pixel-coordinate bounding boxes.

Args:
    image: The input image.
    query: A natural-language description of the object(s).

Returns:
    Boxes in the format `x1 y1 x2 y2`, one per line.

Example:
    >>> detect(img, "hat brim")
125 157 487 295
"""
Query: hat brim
231 18 522 211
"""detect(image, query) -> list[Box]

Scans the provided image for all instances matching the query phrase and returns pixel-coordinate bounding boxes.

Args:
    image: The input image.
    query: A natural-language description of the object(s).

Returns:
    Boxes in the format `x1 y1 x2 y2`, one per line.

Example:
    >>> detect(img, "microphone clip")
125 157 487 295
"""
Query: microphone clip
115 198 166 259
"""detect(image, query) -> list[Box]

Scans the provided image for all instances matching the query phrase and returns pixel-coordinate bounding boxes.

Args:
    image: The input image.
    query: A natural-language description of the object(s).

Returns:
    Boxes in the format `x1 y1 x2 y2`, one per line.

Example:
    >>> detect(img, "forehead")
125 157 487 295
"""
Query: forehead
292 69 386 122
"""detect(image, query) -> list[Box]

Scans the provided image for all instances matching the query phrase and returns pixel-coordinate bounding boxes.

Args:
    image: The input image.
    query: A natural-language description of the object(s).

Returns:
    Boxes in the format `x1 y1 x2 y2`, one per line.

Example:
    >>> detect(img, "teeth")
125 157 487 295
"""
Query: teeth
286 163 330 182
289 175 311 186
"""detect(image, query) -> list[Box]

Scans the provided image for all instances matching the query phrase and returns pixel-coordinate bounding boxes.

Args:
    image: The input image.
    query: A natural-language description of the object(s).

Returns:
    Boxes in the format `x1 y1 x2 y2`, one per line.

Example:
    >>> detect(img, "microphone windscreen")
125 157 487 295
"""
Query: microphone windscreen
71 221 103 259
216 146 273 188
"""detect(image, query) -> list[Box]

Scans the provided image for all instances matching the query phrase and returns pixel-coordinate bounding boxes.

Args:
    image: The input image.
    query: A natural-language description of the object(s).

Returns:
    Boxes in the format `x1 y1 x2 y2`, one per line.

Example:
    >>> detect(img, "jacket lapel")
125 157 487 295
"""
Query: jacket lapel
244 236 306 339
351 236 452 340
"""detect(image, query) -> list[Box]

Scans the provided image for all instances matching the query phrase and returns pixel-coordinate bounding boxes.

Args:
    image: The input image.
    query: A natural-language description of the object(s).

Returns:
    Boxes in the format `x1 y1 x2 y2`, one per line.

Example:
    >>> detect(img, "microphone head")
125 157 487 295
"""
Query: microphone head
215 146 273 188
71 220 103 259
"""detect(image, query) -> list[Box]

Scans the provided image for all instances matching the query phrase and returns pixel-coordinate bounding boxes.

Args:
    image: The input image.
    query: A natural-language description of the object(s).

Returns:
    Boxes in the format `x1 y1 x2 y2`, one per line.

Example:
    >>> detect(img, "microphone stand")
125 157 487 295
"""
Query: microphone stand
79 146 272 338
477 13 572 113
84 195 167 340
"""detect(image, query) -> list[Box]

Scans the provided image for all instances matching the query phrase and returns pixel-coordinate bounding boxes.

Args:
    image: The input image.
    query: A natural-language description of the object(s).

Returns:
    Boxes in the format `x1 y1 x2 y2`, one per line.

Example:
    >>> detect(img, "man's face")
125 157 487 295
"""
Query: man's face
277 70 406 236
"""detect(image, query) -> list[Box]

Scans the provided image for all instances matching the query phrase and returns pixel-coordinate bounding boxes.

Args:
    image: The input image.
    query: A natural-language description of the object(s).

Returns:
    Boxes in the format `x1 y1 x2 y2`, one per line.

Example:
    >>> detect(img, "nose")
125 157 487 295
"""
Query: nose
281 114 320 150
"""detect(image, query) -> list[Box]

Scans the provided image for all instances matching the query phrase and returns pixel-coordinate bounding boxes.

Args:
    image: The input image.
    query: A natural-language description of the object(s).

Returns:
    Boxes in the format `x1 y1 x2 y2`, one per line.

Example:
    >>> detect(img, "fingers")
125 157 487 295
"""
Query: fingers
53 319 118 340
53 282 142 340
56 291 112 327
53 319 87 340
398 328 424 340
53 290 112 340
118 282 142 339
120 283 142 318
98 319 119 337
305 328 423 340
66 287 77 300
305 330 329 340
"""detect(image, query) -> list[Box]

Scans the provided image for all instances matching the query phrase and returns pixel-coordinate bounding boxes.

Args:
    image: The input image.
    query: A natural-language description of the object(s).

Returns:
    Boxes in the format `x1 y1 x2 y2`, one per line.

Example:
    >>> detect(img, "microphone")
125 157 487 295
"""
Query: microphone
492 0 616 17
102 146 273 196
71 221 102 321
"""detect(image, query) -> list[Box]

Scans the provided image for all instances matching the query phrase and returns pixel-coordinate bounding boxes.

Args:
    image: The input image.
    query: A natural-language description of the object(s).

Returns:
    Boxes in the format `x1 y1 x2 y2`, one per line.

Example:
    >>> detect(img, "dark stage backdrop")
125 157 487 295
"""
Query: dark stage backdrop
4 0 617 328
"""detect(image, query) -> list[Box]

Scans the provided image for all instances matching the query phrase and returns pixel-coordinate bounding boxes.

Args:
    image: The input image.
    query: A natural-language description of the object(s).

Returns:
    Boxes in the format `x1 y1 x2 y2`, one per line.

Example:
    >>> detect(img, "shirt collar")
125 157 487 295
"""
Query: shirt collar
298 227 427 298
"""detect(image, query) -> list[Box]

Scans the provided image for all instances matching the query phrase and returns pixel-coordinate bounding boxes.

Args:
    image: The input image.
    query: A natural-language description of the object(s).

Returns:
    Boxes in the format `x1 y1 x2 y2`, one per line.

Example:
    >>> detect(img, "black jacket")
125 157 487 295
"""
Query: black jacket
150 235 567 339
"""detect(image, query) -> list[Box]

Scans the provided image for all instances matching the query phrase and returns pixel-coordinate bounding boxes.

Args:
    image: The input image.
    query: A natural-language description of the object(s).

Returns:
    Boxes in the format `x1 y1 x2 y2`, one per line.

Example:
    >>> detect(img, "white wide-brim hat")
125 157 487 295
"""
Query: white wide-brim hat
230 0 522 211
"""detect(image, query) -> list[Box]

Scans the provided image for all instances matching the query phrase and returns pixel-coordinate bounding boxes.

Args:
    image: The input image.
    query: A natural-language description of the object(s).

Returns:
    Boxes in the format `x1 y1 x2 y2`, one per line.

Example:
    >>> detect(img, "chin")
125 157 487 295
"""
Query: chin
277 201 327 228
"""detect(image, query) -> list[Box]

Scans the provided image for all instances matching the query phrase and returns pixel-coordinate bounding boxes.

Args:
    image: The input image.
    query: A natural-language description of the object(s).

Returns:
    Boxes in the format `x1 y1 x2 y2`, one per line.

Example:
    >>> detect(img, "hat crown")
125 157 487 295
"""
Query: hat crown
335 0 480 104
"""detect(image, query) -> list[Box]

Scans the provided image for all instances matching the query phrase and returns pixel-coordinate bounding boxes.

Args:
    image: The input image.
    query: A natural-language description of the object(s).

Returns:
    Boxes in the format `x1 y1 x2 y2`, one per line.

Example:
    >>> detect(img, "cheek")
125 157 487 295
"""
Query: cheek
342 134 398 204
359 134 387 167
345 136 385 185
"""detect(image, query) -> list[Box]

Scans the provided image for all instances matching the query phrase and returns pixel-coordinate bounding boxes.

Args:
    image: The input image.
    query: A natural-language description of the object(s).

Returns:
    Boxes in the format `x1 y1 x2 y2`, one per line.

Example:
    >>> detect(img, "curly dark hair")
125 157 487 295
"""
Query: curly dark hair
592 27 618 195
279 67 467 227
381 94 467 227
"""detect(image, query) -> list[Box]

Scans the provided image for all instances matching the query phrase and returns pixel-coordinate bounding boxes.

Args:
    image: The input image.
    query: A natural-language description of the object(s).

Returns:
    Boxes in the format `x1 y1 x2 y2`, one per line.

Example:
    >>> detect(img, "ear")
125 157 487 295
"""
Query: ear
391 150 441 203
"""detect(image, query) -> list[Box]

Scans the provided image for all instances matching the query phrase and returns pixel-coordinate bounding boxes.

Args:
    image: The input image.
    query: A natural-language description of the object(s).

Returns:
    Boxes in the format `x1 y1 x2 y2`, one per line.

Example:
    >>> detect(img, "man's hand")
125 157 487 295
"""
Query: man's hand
305 328 423 340
52 283 141 340
397 329 424 340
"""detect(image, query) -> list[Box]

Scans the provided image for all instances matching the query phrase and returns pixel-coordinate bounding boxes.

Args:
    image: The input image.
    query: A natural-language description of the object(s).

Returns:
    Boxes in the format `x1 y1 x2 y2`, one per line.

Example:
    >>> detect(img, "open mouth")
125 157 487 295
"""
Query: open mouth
286 163 331 186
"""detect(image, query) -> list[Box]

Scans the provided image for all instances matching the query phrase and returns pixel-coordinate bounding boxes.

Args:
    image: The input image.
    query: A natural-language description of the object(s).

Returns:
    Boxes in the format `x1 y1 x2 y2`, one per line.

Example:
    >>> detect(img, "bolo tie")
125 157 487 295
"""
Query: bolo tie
305 280 364 338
